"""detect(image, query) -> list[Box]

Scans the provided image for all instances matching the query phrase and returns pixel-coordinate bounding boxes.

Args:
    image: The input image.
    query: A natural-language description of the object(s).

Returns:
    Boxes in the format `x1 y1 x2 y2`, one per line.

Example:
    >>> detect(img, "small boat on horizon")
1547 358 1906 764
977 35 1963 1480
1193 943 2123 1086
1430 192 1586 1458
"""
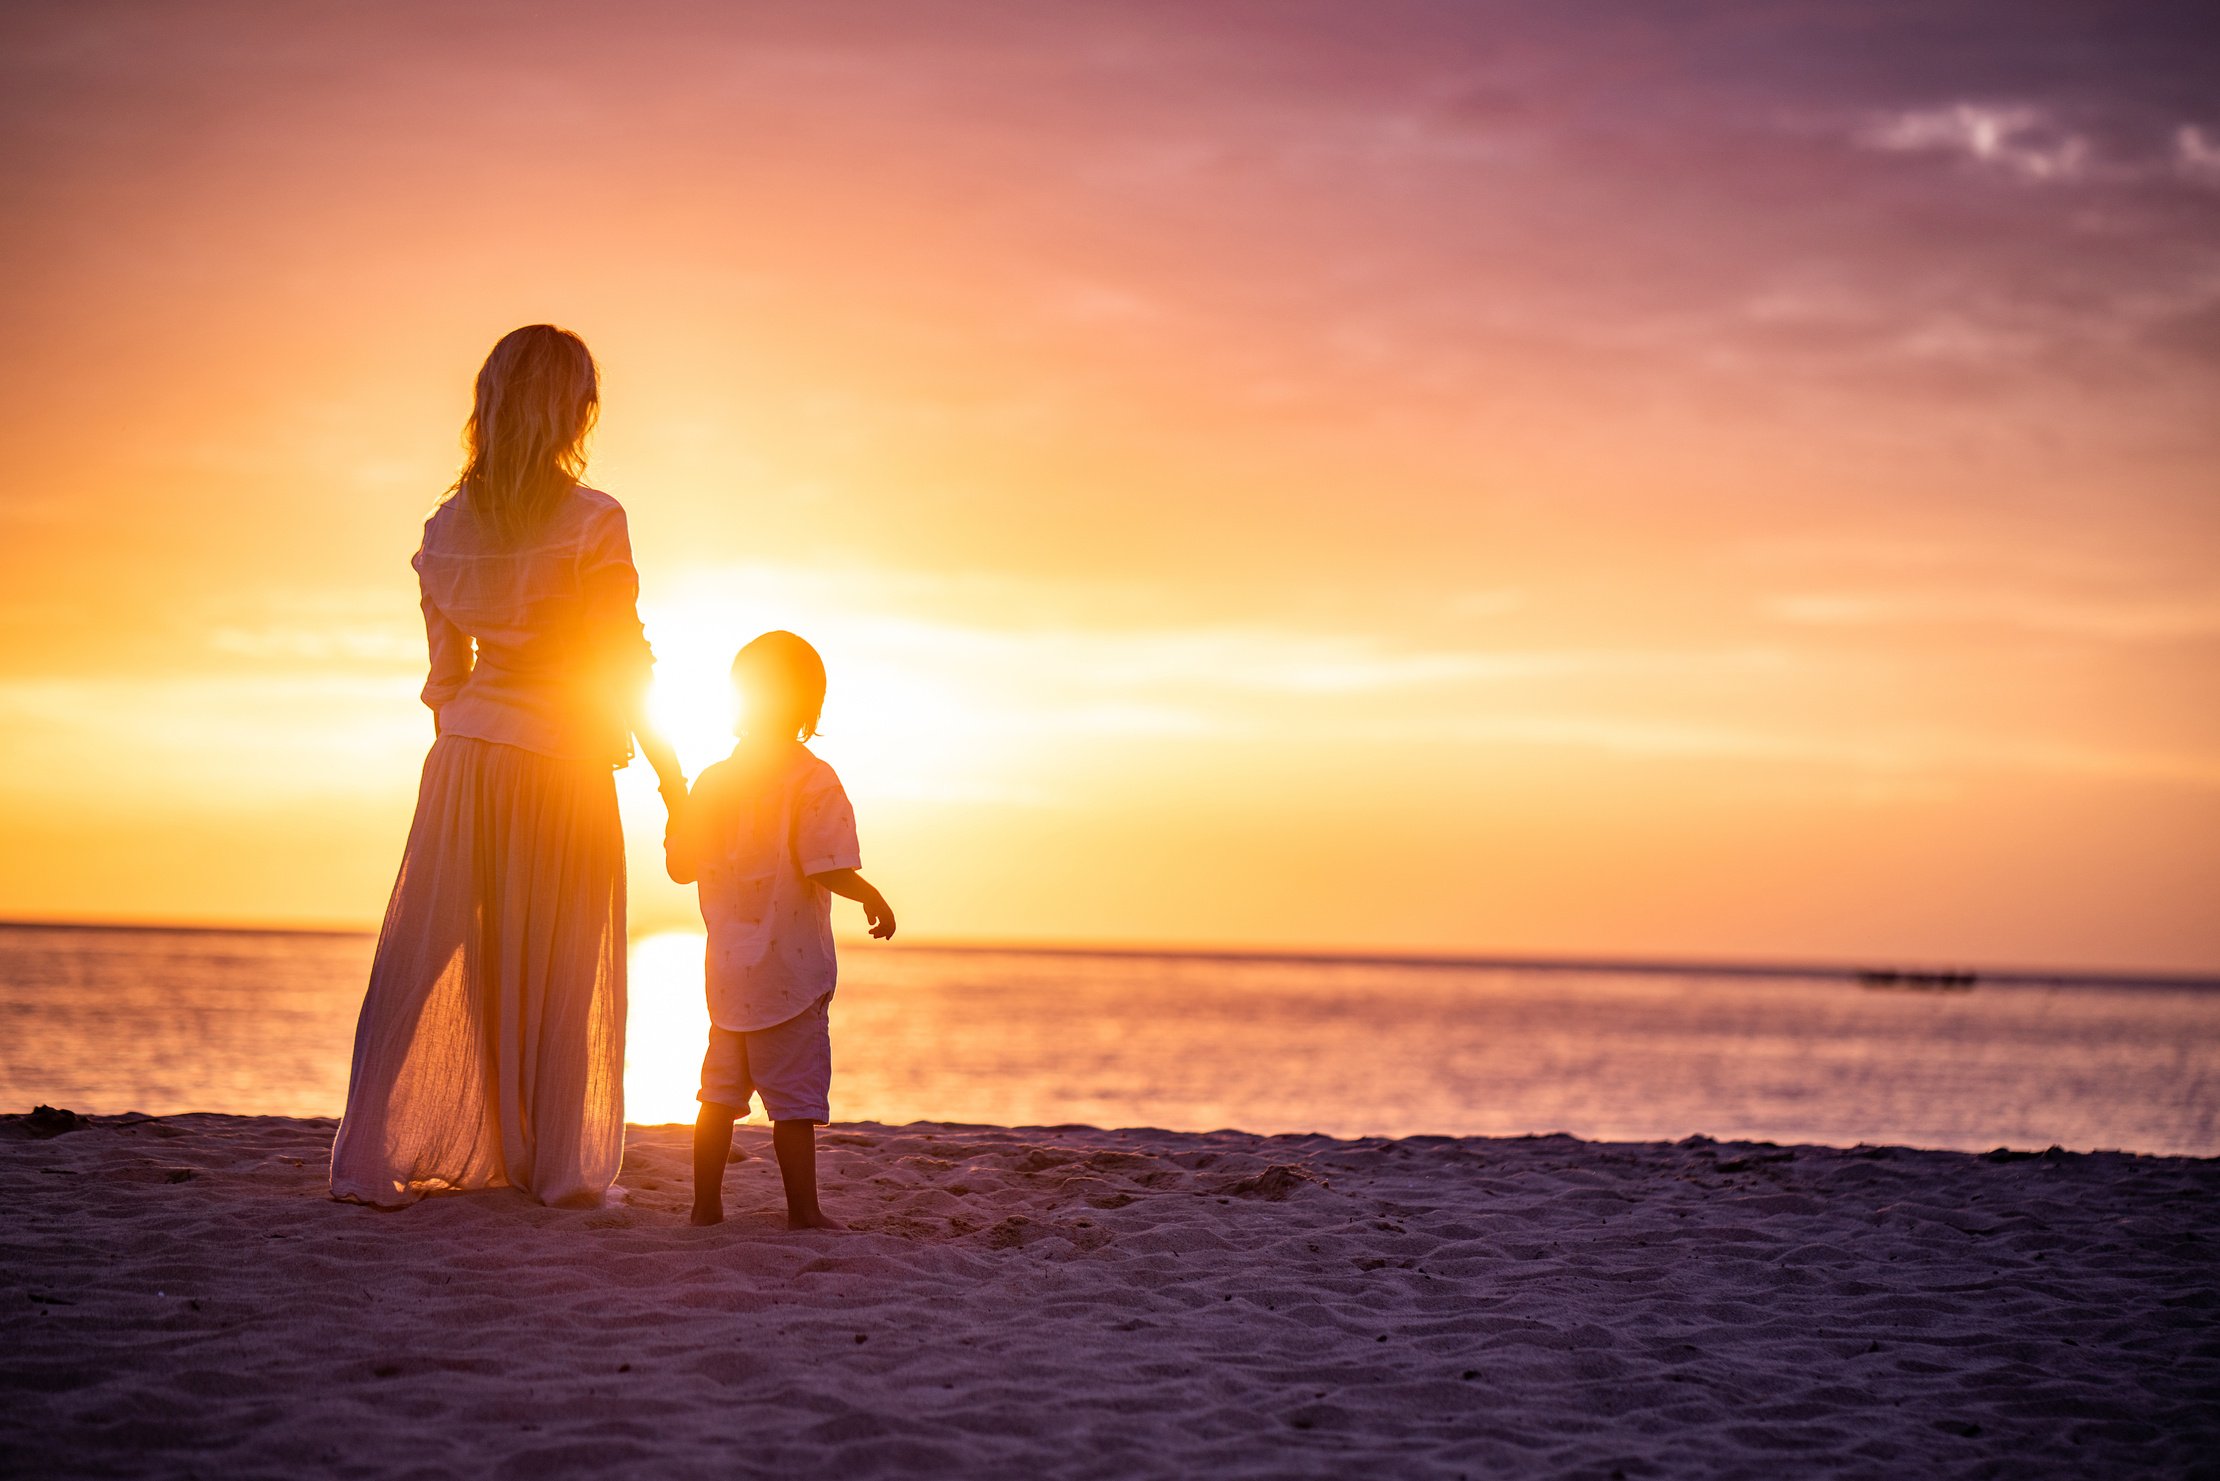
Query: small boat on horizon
1858 968 1979 991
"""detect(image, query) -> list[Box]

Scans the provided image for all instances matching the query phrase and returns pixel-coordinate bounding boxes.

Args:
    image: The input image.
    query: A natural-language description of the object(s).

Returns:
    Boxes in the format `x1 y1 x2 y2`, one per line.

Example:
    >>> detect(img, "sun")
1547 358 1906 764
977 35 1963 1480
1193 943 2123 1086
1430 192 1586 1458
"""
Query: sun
646 632 740 773
639 582 993 801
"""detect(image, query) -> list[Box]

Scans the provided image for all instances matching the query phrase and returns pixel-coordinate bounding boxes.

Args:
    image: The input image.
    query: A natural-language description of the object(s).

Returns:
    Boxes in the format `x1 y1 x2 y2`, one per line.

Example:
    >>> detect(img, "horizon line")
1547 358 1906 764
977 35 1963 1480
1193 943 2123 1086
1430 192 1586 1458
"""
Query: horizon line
2 914 2214 993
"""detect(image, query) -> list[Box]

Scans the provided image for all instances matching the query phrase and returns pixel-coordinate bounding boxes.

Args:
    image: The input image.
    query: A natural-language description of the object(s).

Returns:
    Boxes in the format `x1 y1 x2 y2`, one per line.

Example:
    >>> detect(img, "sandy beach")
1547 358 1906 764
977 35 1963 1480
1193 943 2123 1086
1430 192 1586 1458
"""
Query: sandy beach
3 1111 2214 1479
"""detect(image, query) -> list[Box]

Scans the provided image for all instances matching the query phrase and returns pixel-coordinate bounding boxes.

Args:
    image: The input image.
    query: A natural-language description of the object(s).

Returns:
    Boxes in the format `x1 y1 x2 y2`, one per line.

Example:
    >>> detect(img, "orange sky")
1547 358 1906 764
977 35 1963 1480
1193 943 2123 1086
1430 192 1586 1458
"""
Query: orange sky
2 2 2215 971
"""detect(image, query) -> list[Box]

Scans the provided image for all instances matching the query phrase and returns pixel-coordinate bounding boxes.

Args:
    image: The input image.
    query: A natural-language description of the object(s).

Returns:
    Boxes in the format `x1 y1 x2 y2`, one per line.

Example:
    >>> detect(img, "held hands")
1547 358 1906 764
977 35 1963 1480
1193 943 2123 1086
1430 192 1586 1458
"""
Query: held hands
656 763 688 815
639 729 686 820
656 769 689 859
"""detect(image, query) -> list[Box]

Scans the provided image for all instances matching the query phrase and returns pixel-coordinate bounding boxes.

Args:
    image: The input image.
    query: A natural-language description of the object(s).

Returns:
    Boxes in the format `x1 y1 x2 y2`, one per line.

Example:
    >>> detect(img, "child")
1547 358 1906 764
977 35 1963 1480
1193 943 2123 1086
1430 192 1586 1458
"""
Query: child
665 630 895 1229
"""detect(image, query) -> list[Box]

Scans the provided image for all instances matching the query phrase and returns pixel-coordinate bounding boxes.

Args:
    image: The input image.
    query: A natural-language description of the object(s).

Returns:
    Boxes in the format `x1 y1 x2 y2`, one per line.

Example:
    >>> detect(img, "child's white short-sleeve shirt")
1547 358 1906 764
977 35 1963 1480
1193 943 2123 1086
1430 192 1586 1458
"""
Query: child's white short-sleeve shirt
681 745 861 1033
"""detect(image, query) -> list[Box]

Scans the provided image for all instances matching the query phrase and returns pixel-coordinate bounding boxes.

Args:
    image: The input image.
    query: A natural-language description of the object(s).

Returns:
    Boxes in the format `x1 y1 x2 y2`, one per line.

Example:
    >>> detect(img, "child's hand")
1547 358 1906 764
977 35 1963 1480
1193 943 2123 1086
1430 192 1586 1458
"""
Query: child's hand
863 896 896 941
660 781 696 885
808 869 895 939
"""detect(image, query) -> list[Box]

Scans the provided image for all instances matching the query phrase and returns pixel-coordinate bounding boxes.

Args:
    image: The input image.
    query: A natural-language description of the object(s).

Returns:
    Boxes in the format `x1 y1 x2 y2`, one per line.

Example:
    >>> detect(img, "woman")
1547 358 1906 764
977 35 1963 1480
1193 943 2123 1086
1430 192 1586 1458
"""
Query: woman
331 325 684 1208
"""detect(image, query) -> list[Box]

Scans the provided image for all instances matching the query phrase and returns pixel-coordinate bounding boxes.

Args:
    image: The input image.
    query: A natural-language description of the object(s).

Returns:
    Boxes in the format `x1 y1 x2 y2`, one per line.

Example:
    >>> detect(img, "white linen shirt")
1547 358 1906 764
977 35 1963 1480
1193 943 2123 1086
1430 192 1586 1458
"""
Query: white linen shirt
679 743 863 1033
412 483 653 766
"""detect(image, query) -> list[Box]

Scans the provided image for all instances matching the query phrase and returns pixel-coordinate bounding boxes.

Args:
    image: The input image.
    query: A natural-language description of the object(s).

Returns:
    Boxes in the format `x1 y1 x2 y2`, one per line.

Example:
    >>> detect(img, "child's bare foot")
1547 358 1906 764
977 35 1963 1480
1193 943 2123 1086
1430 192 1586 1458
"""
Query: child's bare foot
692 1103 741 1228
770 1120 838 1232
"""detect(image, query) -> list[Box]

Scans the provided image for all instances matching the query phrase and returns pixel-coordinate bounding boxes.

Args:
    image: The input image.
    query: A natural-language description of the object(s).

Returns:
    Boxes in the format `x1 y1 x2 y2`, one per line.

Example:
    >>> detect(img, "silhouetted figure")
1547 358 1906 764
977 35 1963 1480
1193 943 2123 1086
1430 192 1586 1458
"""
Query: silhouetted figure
330 325 685 1208
664 631 895 1229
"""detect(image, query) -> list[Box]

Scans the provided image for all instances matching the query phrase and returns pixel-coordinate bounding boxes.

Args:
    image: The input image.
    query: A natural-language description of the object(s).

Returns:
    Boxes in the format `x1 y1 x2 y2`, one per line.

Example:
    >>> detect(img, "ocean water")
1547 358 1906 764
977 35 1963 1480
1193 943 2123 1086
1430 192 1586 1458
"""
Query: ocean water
1 922 2214 1156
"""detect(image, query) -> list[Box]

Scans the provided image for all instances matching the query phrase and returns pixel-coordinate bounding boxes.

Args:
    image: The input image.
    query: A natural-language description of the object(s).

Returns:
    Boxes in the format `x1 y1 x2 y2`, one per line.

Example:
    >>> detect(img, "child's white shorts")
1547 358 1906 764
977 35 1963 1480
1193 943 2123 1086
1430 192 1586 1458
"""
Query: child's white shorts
697 993 832 1124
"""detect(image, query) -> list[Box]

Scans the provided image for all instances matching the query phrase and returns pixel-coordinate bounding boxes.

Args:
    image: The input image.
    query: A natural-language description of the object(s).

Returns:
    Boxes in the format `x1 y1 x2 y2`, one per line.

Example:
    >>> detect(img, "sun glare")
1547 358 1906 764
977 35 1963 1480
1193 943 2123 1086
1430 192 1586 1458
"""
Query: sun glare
641 584 996 801
647 665 736 772
622 929 715 1126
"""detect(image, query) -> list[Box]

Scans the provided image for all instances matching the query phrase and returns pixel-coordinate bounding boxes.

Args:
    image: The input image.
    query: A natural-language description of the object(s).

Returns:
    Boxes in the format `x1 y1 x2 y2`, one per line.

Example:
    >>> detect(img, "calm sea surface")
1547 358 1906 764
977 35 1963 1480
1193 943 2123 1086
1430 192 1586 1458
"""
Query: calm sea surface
2 923 2214 1156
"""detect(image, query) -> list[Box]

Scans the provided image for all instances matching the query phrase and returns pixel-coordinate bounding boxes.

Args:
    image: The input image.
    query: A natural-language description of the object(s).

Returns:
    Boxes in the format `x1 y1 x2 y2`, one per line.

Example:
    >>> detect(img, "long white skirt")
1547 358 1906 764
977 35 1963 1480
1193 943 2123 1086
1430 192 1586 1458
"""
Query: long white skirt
330 735 626 1208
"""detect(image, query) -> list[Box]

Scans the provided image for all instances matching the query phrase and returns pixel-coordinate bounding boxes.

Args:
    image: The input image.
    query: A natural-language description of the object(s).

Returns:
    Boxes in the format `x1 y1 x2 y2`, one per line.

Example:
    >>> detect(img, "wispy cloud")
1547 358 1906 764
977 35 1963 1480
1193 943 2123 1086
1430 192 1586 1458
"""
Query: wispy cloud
1765 590 2220 642
2177 124 2220 181
1423 715 2220 791
1862 104 2090 180
210 625 420 663
197 588 422 666
846 619 1788 696
0 674 424 803
644 560 1784 699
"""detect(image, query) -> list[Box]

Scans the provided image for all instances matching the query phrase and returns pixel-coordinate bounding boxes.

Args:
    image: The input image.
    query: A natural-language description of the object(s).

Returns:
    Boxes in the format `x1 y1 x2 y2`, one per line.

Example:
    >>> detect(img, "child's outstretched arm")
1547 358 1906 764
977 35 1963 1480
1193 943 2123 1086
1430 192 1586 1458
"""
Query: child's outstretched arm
808 869 896 939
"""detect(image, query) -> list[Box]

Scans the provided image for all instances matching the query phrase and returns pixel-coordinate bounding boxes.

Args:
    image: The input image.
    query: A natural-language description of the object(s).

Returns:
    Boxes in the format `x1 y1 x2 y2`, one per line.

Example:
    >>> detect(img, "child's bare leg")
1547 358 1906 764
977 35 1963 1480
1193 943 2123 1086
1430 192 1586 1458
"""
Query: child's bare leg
691 1103 740 1226
772 1119 841 1230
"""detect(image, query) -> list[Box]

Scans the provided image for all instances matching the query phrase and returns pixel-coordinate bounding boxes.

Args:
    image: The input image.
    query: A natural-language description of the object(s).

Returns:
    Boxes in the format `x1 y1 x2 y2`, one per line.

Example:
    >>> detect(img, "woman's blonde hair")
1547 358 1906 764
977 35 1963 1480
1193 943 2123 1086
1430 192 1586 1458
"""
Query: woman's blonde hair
453 325 599 543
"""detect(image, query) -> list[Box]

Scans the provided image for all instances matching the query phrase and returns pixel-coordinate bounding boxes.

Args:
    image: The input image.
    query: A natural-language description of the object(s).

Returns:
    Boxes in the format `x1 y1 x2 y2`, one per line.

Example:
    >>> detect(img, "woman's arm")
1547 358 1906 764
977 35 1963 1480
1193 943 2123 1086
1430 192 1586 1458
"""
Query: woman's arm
634 713 687 807
419 593 472 733
577 498 687 802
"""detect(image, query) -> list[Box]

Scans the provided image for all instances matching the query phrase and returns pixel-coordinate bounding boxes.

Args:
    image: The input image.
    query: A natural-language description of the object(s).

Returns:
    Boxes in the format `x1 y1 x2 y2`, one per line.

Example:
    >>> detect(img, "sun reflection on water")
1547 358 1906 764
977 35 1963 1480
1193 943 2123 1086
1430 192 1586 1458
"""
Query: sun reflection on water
623 930 714 1126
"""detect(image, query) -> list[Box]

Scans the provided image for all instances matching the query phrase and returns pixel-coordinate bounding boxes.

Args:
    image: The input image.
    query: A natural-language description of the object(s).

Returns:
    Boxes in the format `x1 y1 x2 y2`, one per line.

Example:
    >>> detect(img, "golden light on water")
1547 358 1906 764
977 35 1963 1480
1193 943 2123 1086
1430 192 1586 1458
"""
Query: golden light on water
621 930 714 1127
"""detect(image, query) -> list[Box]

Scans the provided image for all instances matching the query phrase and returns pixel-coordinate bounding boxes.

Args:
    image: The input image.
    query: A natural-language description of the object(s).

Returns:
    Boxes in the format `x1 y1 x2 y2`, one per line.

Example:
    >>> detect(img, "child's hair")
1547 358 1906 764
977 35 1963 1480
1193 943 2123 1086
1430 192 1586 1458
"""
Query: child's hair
732 631 826 742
